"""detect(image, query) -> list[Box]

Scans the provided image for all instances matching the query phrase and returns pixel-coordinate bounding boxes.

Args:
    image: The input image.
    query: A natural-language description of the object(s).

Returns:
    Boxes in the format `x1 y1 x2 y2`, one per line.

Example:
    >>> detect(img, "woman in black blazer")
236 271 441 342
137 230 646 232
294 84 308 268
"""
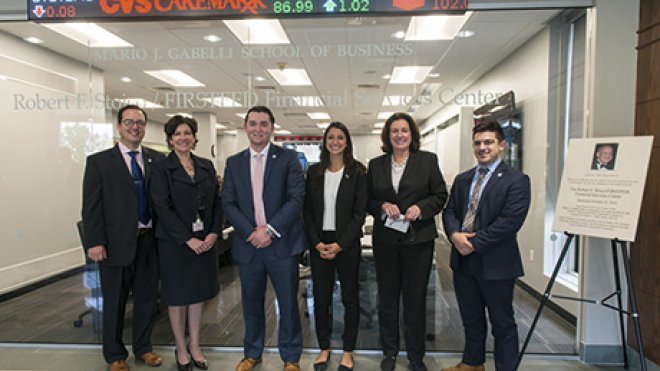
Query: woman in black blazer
150 115 222 371
367 113 448 371
304 122 367 371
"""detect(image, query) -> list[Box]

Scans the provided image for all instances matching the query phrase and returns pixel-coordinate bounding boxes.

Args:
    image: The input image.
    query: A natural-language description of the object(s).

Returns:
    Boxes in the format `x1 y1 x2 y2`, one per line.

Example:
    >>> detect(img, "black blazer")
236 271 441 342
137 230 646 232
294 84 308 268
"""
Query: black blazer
81 145 164 266
150 152 223 245
303 163 368 250
442 161 531 280
367 151 448 245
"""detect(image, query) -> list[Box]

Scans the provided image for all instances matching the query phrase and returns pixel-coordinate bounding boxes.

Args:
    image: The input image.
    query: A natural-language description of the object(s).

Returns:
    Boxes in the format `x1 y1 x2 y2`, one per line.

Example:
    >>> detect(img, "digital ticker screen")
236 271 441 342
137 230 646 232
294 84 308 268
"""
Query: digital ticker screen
28 0 468 21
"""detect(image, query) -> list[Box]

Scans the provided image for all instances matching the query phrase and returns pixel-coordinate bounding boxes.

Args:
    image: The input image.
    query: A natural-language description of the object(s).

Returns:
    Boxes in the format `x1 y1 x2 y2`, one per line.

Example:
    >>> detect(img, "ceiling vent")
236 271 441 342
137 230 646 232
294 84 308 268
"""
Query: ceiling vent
357 84 380 89
254 85 277 90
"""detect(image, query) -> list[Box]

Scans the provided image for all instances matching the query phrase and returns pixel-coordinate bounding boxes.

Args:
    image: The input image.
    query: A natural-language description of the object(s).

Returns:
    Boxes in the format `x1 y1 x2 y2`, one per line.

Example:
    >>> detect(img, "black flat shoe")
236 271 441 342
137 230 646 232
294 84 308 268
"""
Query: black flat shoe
338 354 354 370
175 350 192 371
381 356 396 371
314 351 330 371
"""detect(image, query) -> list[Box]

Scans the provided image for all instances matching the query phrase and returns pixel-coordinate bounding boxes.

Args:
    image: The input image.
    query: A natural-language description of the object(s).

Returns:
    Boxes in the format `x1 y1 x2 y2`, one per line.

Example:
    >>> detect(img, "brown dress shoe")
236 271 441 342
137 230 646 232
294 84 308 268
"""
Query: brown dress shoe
283 362 301 371
137 352 162 367
235 357 262 371
441 362 485 371
109 360 129 371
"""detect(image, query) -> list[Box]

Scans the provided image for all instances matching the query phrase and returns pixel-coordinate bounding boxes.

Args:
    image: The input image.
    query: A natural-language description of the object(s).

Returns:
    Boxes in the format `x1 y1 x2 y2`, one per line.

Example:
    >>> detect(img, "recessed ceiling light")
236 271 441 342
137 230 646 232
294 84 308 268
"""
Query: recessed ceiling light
316 122 330 129
308 112 331 120
224 19 290 44
374 122 385 128
427 73 441 79
371 129 382 134
203 34 222 43
382 74 391 80
224 129 238 135
391 30 406 39
120 77 132 83
378 112 394 120
457 30 476 38
255 76 266 81
235 113 247 119
389 66 433 84
267 68 312 86
405 13 472 41
144 70 205 87
215 123 227 129
275 129 292 135
0 75 7 80
23 36 44 44
42 22 133 48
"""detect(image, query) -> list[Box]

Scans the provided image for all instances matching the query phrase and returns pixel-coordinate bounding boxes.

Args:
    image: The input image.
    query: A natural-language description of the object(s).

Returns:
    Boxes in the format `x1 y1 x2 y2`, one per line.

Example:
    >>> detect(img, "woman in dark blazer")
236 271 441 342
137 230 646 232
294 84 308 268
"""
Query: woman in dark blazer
367 113 448 371
304 122 367 371
150 115 222 371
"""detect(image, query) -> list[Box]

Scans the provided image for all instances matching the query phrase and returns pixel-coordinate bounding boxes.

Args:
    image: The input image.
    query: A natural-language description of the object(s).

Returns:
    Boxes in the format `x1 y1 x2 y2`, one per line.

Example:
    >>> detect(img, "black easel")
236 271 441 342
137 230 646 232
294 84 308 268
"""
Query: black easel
517 233 647 371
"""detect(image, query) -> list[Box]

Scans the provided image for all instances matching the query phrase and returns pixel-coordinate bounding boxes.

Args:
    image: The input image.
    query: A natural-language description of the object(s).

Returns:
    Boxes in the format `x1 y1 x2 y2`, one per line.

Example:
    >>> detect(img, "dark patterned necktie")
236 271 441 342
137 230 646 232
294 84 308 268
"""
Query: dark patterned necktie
128 151 150 224
462 167 489 232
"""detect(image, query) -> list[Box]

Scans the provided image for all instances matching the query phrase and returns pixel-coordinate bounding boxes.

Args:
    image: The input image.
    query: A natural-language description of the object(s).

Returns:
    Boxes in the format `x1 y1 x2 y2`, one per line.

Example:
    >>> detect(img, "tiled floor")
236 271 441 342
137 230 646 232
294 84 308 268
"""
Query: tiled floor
0 345 628 371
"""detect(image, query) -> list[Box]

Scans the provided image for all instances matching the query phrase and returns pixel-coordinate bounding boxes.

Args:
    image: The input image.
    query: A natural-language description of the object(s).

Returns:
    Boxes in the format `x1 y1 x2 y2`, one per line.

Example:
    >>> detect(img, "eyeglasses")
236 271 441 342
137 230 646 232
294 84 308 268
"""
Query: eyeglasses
122 119 147 127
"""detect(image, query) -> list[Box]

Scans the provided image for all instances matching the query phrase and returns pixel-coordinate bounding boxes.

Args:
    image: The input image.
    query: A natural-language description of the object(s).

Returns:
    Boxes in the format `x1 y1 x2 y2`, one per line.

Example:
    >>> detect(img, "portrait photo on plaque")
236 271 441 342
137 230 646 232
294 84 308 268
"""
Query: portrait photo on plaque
590 142 618 171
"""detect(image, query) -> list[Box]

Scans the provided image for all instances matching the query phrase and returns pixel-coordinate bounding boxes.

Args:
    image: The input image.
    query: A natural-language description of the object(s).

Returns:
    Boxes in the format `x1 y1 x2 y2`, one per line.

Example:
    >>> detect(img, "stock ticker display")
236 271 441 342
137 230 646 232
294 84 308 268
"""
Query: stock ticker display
28 0 468 21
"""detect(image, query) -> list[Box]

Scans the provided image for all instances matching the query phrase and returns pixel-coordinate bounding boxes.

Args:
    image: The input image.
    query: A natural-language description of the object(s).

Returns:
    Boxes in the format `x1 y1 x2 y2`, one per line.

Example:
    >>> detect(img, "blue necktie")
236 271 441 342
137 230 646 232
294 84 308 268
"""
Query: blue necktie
128 151 150 224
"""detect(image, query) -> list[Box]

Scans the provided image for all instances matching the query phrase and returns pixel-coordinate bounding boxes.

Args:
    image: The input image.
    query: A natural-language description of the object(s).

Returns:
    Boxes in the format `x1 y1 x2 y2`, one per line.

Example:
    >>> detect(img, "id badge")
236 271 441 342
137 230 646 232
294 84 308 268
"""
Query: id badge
192 218 204 232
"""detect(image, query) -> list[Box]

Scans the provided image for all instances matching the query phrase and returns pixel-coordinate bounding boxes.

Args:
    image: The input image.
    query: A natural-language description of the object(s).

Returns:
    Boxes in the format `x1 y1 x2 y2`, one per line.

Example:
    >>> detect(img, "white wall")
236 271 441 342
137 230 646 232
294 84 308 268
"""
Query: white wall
579 0 639 361
0 32 106 294
421 27 582 313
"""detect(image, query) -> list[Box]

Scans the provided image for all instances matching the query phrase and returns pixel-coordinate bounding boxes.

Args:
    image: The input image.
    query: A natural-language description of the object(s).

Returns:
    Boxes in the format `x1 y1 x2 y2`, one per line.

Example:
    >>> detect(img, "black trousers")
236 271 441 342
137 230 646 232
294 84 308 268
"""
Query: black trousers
310 231 361 351
373 240 433 362
98 231 159 363
453 268 517 371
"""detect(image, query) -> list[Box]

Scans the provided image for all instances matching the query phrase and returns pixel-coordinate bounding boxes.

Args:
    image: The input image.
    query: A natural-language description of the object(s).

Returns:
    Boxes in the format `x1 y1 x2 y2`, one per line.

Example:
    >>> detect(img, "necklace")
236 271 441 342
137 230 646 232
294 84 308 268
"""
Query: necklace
391 153 409 168
181 158 194 175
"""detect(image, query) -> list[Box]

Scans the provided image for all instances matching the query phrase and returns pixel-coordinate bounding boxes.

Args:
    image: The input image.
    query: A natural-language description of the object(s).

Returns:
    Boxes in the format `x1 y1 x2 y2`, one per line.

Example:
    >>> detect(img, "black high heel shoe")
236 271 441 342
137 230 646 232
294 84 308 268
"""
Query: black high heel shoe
192 358 208 370
187 346 209 370
175 349 193 371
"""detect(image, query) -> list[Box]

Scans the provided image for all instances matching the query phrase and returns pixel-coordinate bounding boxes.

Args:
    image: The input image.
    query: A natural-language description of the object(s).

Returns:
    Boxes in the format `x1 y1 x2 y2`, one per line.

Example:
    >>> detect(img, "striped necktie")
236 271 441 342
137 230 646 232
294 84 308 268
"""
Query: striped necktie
462 167 489 232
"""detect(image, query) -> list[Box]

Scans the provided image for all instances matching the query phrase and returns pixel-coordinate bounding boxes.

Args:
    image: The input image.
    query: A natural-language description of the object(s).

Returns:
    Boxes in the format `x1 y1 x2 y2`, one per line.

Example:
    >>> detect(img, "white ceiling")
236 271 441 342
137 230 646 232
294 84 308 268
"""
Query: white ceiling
0 9 559 134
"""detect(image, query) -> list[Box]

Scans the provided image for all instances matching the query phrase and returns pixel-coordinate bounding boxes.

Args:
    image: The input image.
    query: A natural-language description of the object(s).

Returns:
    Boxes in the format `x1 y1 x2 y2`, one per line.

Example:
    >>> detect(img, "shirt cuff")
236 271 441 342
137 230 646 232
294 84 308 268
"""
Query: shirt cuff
266 224 281 238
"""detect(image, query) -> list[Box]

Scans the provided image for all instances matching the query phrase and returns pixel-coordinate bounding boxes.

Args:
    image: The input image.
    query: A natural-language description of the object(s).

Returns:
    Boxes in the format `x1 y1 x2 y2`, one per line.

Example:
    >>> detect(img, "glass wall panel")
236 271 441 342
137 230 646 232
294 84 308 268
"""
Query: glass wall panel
0 10 576 354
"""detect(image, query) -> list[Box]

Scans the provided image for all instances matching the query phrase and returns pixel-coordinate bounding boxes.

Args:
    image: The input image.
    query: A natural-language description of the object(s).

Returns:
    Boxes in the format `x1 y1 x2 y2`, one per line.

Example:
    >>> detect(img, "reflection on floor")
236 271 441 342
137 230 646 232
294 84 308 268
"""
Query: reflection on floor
0 241 575 355
0 346 627 371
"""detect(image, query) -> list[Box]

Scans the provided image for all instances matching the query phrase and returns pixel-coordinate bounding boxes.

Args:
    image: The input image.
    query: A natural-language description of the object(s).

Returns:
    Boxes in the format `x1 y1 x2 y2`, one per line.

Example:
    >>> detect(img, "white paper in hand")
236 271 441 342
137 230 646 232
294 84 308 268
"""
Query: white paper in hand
384 214 410 233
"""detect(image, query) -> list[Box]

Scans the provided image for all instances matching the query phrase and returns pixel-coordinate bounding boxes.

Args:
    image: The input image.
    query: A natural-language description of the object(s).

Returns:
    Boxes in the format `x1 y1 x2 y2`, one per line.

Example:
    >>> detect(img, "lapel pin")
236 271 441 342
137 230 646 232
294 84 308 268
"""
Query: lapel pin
148 158 152 163
345 174 350 179
497 172 502 177
272 154 277 159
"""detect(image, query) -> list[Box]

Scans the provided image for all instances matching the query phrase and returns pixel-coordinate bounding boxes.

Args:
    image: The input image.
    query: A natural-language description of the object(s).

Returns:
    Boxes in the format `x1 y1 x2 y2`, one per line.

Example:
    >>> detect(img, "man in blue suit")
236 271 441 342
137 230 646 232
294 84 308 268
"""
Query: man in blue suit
221 106 306 371
442 121 531 371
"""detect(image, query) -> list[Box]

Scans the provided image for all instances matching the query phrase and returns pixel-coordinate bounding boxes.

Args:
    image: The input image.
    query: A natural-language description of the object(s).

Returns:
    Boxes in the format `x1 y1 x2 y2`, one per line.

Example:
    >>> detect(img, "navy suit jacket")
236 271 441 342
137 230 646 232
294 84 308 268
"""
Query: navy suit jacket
81 145 164 267
442 161 531 280
221 144 307 264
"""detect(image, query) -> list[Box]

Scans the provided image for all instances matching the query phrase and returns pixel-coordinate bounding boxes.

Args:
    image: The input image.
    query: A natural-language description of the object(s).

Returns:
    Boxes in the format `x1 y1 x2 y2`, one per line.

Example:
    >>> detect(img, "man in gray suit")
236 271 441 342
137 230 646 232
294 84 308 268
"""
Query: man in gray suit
82 105 164 371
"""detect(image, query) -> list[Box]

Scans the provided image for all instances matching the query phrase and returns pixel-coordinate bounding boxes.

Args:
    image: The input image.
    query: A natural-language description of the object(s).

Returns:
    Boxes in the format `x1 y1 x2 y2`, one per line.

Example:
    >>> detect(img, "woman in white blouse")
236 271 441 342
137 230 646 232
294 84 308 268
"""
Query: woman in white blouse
303 122 368 371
